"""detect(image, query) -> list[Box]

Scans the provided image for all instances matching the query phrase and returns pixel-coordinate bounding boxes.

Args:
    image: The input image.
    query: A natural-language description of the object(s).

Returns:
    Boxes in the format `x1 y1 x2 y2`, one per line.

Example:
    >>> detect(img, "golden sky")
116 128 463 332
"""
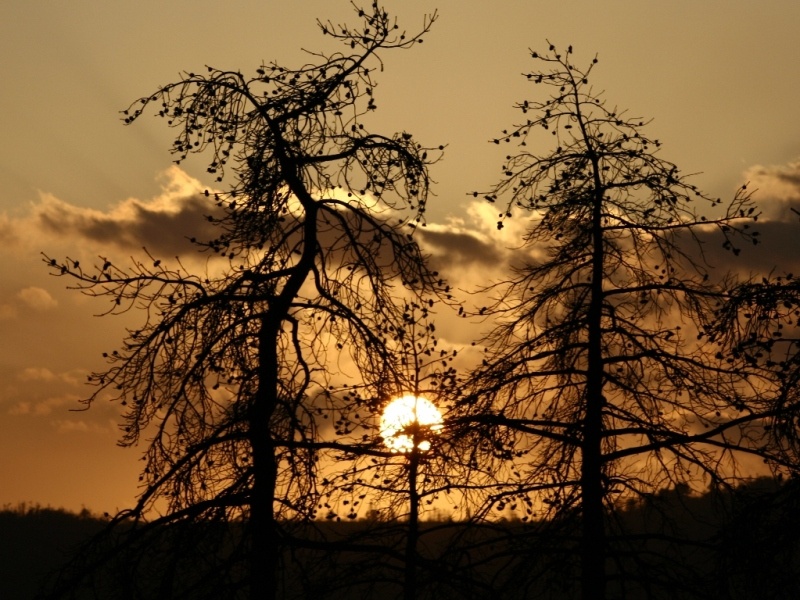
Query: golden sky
2 0 800 513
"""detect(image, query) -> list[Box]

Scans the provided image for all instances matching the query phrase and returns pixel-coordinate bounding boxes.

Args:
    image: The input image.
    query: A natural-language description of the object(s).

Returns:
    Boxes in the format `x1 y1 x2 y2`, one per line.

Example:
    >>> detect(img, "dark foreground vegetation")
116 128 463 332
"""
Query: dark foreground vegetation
4 476 798 599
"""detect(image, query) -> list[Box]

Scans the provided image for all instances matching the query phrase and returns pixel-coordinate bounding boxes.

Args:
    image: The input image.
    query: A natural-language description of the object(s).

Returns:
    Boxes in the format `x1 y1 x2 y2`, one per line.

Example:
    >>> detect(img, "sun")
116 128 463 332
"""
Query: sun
379 395 443 453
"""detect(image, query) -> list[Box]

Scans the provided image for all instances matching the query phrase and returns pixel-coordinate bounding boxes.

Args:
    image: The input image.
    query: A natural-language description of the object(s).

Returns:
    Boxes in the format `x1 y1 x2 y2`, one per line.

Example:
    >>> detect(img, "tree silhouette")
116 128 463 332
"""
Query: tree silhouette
715 275 800 466
463 43 798 599
42 3 445 599
310 302 489 599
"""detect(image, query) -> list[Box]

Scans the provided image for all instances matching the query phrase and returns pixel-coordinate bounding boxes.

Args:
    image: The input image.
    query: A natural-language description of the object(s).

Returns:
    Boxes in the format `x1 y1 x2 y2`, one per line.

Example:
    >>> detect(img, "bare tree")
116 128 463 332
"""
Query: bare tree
715 274 800 466
43 3 446 599
308 301 498 599
463 43 797 599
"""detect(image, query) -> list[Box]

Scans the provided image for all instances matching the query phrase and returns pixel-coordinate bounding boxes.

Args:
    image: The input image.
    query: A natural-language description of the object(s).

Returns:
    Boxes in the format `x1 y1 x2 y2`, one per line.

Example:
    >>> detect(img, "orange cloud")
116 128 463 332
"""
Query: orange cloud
743 159 800 221
17 367 56 382
17 287 57 311
8 394 79 417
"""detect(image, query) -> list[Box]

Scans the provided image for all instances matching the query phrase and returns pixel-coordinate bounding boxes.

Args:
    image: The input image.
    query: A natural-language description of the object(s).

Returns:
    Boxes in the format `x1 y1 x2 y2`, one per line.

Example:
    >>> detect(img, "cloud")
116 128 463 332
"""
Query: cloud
0 212 17 246
30 166 219 256
8 394 79 417
17 367 56 382
418 226 503 268
17 287 57 311
696 159 800 278
0 288 57 321
51 418 118 435
708 220 800 278
744 159 800 221
57 369 91 387
2 170 520 302
415 200 538 291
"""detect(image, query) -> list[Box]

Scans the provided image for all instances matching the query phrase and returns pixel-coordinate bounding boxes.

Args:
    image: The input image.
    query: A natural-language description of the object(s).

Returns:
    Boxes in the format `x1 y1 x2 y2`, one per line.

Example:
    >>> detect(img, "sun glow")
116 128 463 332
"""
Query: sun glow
379 395 443 453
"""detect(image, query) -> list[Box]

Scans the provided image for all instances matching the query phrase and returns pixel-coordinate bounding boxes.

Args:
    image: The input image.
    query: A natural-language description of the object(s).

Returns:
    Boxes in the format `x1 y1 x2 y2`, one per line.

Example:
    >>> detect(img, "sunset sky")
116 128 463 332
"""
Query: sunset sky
2 0 800 514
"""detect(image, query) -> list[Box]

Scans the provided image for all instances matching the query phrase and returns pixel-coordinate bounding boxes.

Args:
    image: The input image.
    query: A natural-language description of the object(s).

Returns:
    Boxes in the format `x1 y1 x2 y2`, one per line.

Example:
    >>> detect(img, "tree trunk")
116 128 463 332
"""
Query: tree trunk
405 450 420 600
250 317 281 600
248 194 318 600
581 173 607 600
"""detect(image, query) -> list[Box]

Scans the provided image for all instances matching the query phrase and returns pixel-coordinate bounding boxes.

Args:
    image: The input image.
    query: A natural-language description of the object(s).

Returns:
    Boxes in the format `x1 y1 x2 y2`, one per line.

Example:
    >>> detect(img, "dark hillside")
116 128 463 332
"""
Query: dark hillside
0 505 106 599
4 478 800 599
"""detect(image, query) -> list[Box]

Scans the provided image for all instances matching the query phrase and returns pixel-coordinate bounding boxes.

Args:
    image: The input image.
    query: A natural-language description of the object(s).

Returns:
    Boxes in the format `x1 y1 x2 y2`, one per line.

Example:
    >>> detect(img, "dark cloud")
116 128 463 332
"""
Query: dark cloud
416 227 505 268
750 161 800 189
413 194 800 297
744 160 800 221
36 193 218 257
690 159 800 279
687 220 800 280
774 169 800 187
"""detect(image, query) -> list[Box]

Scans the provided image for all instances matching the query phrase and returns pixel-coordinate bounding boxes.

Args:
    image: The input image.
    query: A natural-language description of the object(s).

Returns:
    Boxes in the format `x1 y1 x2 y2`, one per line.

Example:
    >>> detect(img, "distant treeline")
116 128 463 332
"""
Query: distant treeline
0 504 106 599
4 476 800 599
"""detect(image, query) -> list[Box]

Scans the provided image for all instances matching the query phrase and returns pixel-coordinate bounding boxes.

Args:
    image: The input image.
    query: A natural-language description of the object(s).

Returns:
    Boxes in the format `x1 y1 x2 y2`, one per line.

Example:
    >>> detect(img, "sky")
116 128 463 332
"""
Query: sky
2 0 800 514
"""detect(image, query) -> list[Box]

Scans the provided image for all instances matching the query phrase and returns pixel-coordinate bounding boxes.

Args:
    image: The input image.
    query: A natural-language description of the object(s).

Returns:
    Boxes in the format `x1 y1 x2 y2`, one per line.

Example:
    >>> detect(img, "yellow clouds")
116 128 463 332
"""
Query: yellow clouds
416 200 531 282
3 363 119 441
702 159 800 277
50 418 118 436
17 367 57 382
17 287 57 311
0 287 57 320
8 394 79 417
743 159 800 221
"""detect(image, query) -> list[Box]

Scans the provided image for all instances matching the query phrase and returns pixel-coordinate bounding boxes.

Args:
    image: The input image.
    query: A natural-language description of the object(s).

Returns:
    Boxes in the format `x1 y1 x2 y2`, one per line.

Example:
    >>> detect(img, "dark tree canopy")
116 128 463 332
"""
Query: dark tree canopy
715 275 800 466
43 3 449 599
461 42 795 599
